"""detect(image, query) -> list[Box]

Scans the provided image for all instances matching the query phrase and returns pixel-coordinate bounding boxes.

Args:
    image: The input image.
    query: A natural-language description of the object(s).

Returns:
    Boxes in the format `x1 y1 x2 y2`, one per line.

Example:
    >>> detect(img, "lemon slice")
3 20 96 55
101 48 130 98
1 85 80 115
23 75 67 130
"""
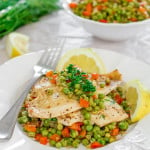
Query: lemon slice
6 32 29 58
56 48 106 73
124 80 150 122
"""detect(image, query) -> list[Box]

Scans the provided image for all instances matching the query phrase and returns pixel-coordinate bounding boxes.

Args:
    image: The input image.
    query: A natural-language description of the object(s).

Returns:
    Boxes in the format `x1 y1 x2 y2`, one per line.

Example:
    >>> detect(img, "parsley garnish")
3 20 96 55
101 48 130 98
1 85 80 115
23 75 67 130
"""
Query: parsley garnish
66 64 96 92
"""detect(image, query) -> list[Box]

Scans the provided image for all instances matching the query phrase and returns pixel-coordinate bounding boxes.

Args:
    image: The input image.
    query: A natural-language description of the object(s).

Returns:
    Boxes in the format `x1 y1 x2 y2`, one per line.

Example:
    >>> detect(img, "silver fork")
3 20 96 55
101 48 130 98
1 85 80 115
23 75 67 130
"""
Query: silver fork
0 38 65 142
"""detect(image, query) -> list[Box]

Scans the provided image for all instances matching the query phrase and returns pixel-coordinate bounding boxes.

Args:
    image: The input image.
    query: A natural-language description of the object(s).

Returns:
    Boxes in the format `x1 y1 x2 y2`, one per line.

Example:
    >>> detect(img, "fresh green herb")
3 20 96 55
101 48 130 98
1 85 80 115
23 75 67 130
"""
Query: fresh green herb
66 64 96 93
0 0 60 38
100 114 105 119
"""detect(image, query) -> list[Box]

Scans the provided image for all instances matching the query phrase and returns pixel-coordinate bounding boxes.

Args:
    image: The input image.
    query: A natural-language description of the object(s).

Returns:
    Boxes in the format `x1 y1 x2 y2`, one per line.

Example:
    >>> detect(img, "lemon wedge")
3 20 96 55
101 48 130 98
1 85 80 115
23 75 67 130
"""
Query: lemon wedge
124 80 150 122
56 48 106 73
6 32 29 58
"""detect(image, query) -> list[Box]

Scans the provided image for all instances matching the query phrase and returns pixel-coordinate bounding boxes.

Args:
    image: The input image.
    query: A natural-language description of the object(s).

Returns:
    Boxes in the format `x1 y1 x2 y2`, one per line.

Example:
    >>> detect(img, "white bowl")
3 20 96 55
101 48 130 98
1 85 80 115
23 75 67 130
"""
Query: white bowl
63 1 150 41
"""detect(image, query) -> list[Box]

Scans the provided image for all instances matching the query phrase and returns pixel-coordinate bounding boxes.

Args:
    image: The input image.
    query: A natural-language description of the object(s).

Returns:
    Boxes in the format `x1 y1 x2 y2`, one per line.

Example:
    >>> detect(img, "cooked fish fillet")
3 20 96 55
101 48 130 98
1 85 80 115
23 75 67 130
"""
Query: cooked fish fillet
91 98 128 127
57 111 83 126
26 77 81 118
57 98 128 127
95 80 123 95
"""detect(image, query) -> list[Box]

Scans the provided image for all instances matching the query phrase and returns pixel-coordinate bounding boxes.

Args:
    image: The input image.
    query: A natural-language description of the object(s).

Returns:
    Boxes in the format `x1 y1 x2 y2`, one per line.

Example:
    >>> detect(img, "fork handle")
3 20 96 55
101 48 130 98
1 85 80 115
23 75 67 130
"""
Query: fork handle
0 73 42 142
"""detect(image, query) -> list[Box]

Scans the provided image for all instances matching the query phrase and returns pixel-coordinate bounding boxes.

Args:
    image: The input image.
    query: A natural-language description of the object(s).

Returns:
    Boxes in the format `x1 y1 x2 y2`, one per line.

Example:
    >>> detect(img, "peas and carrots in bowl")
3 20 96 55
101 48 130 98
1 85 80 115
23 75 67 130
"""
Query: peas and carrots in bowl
69 0 150 23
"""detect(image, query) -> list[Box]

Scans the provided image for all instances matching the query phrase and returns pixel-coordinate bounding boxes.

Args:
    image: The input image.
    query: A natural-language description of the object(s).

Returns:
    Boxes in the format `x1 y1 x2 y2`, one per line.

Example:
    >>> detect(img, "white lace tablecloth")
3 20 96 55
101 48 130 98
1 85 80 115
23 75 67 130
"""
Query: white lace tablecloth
0 10 150 65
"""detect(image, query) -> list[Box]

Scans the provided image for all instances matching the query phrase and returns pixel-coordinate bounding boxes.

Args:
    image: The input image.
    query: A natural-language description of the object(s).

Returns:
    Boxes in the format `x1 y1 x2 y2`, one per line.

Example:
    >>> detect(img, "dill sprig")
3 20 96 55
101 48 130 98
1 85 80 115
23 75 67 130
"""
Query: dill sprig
66 64 96 92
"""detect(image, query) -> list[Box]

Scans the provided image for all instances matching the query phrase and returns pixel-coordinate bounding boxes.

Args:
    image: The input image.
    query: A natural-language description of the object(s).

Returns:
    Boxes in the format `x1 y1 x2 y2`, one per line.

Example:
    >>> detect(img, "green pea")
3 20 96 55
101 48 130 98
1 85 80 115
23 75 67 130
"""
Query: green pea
41 130 49 136
94 106 100 111
56 130 62 135
72 140 79 148
93 126 100 133
27 131 35 137
100 83 105 88
70 130 79 138
94 99 100 105
45 88 53 95
48 133 52 138
99 130 105 137
18 116 28 124
118 121 129 130
57 123 63 130
90 137 96 143
94 133 101 139
86 134 92 140
104 127 109 132
55 142 62 148
105 78 111 85
108 123 116 130
98 138 106 145
66 138 73 146
105 133 111 138
84 112 91 120
86 125 93 131
83 120 90 125
98 93 105 99
109 137 116 143
75 90 83 96
63 88 70 95
61 139 67 147
49 140 56 146
86 106 93 111
82 139 89 146
43 119 50 127
36 127 40 134
50 128 56 134
40 127 46 132
75 84 80 89
51 118 57 121
104 137 110 143
21 110 28 116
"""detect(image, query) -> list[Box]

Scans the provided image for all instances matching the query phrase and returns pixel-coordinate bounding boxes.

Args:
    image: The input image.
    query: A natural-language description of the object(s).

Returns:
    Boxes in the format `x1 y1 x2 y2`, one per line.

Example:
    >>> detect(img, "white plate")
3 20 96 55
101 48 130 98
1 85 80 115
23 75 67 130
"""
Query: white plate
0 48 150 150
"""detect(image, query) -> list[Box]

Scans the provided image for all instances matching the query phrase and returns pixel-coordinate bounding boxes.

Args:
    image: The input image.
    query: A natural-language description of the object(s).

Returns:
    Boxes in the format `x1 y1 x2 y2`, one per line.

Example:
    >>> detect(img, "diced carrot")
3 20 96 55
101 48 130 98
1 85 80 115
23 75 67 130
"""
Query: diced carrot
79 130 86 138
102 0 108 2
91 73 99 80
62 127 70 137
69 2 77 9
82 11 91 16
39 136 48 145
111 128 119 136
86 3 92 12
82 74 88 78
139 6 146 13
69 122 83 131
97 5 103 10
24 103 29 108
50 74 57 84
91 141 103 149
50 79 56 84
50 134 61 142
129 18 137 22
99 19 108 23
92 94 97 99
79 98 90 108
46 70 53 77
35 134 42 141
114 94 123 104
24 124 36 132
126 0 133 2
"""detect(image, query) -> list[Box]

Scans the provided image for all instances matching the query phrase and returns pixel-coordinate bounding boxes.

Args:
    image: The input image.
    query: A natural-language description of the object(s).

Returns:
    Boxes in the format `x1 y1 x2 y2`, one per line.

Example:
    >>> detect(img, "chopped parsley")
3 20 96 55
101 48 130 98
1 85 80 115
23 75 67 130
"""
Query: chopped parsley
65 64 96 93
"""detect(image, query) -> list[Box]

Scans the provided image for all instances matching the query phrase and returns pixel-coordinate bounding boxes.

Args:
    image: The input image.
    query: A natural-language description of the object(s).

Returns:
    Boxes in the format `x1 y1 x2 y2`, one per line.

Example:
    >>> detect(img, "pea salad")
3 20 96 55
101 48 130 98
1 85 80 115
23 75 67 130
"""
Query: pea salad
69 0 150 23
